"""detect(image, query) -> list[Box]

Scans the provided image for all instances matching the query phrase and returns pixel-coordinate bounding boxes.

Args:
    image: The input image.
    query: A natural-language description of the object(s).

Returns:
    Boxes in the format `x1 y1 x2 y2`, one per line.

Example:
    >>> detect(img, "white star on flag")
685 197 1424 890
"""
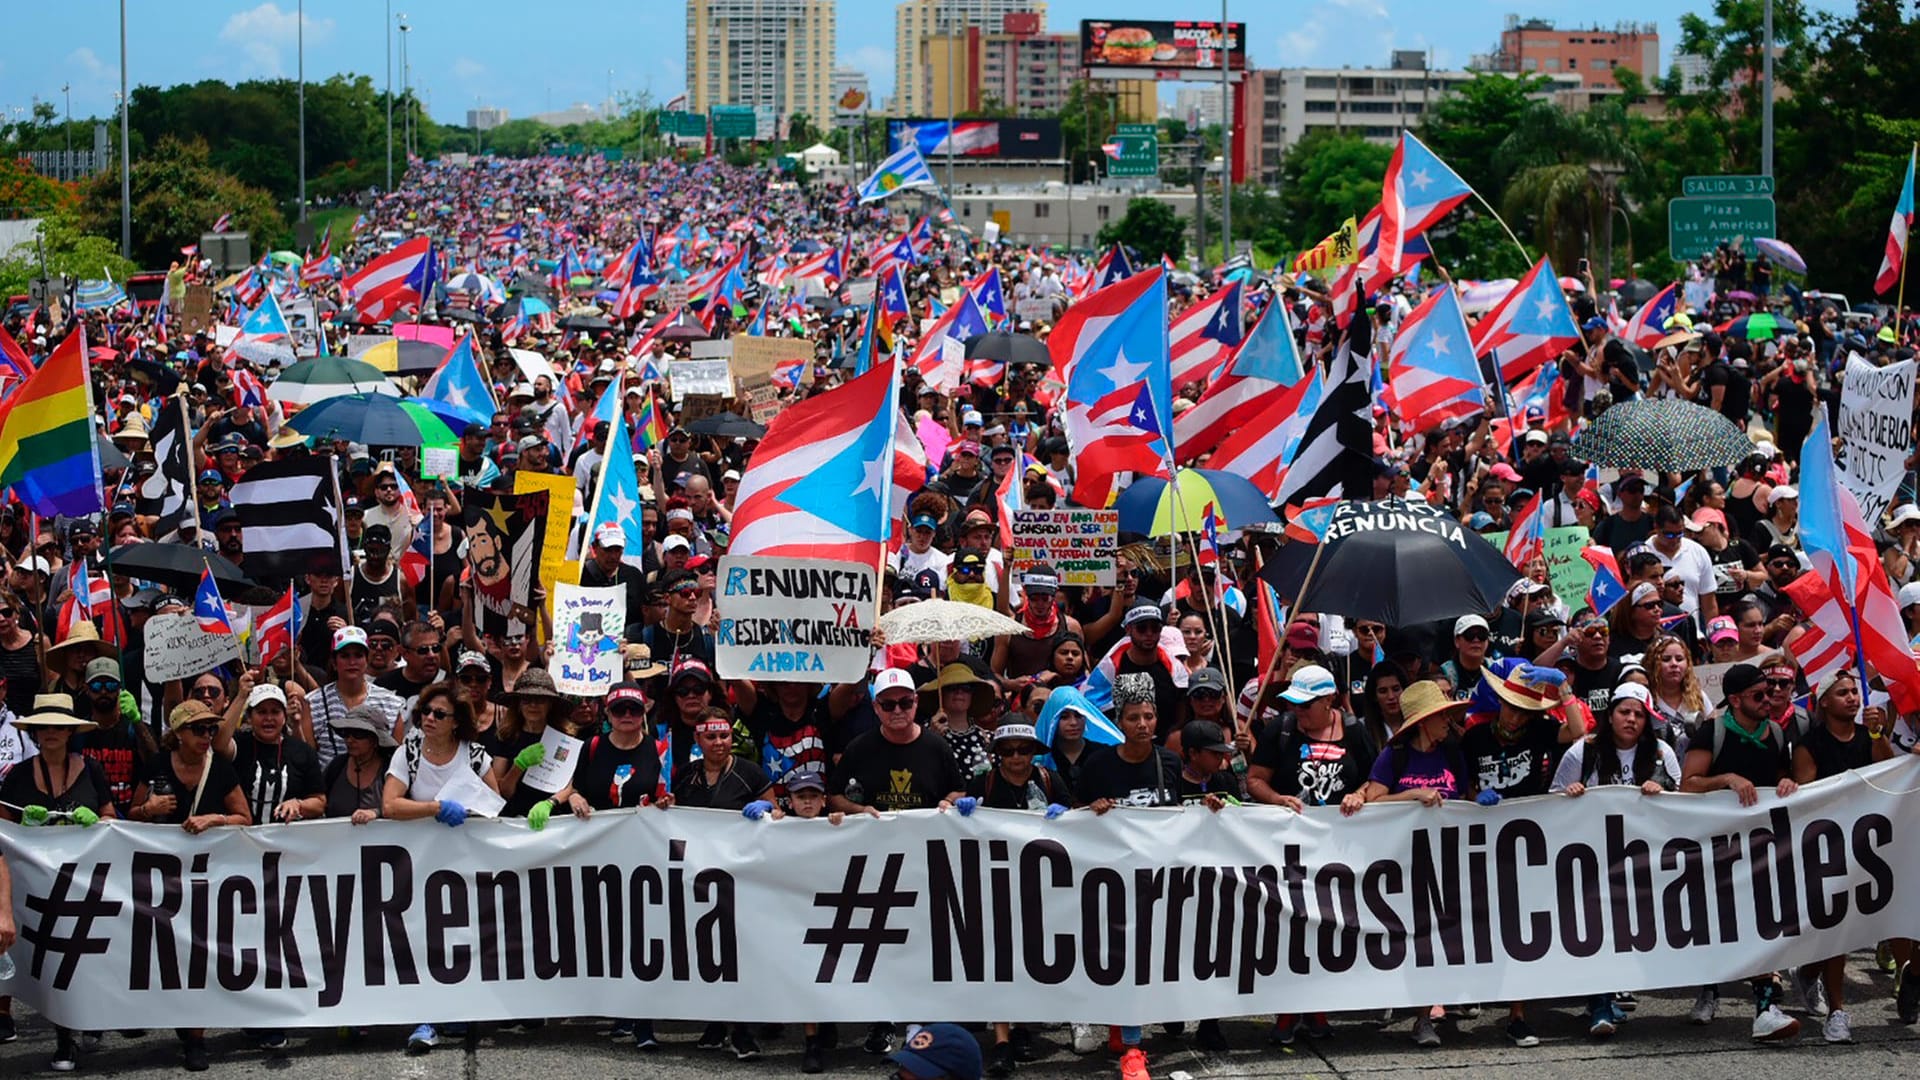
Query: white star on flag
1409 168 1433 191
851 448 887 503
1105 343 1148 388
1428 332 1450 355
607 487 638 525
1534 297 1559 320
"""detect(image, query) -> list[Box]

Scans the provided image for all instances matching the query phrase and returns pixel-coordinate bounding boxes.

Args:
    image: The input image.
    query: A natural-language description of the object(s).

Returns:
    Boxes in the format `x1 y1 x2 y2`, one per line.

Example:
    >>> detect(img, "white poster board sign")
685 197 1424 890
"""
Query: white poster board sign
715 556 875 682
142 612 243 682
671 358 733 402
1836 354 1916 527
549 582 626 695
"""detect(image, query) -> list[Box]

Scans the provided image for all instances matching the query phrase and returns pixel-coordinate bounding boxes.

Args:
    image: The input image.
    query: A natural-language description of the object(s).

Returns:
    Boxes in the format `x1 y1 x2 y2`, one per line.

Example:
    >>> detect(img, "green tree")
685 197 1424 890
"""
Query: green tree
1495 101 1641 273
1417 73 1550 197
75 135 286 268
1270 131 1390 253
1098 198 1187 264
0 209 137 295
785 113 824 150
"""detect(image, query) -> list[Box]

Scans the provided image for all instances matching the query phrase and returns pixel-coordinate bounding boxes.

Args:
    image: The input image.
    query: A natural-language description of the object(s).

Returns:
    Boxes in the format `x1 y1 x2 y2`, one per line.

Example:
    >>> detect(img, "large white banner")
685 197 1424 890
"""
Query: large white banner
2 759 1916 1029
1836 354 1916 527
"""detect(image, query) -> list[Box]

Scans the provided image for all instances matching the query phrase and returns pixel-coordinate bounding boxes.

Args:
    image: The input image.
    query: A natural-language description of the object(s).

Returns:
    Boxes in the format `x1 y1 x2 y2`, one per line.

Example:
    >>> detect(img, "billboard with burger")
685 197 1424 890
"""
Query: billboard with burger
1080 19 1244 72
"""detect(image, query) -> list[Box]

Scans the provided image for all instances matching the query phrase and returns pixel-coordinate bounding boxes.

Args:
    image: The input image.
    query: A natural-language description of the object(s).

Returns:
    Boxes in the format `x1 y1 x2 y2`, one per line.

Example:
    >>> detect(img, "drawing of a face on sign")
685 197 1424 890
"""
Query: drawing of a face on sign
464 493 543 639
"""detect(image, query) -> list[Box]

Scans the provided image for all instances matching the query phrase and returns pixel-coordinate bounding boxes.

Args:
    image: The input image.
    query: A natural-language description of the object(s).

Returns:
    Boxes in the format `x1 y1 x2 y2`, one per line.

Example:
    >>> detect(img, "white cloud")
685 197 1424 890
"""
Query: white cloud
1274 0 1393 67
67 48 107 79
219 2 335 77
453 57 487 80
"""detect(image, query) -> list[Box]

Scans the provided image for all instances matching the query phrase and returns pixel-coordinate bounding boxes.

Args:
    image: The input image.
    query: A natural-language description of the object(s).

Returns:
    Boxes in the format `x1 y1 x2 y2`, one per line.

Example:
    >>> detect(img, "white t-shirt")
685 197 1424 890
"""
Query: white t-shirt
0 713 37 783
387 738 489 801
895 545 952 581
1550 737 1683 792
1654 537 1716 617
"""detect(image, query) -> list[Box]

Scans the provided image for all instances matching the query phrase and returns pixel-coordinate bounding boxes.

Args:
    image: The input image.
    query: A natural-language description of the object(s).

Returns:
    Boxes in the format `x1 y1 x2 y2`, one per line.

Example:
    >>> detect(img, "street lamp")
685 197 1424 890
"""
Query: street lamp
386 2 394 190
398 18 412 160
61 84 71 180
118 0 130 261
298 0 306 223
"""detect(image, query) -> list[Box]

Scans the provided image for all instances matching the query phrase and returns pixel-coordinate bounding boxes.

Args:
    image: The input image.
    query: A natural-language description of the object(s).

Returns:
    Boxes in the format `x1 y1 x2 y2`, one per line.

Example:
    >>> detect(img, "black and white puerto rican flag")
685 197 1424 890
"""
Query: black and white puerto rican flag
136 394 195 541
1273 289 1377 510
230 456 349 579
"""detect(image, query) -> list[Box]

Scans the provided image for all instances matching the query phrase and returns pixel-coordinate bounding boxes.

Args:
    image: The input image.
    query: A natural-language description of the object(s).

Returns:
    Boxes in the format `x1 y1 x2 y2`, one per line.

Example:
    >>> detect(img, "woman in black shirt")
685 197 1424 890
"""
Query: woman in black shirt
320 704 397 822
566 682 666 814
1078 674 1180 811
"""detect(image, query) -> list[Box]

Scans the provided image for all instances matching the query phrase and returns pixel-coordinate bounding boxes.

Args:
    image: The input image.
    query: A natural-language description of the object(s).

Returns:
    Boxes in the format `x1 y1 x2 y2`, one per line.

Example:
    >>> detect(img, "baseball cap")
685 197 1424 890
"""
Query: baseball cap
1582 315 1608 331
1285 621 1320 651
83 656 121 684
594 523 627 549
871 668 916 698
661 534 692 553
1767 485 1799 506
1122 602 1164 628
991 722 1042 748
890 1024 983 1080
247 683 288 710
954 550 988 573
1489 463 1522 483
1453 614 1489 636
1280 663 1338 704
456 649 491 673
1021 564 1059 593
1707 615 1739 644
198 468 225 485
1523 428 1549 444
1687 507 1727 531
785 771 827 793
1187 667 1229 696
1722 662 1766 698
1524 608 1564 633
332 626 370 652
953 440 982 458
1899 582 1920 610
961 409 983 427
362 523 393 547
908 513 939 531
516 434 545 453
1180 719 1234 753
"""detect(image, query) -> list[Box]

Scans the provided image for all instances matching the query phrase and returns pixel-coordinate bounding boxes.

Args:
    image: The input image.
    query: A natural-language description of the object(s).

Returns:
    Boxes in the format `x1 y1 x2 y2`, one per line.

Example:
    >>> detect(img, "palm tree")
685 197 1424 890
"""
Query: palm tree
1496 101 1642 271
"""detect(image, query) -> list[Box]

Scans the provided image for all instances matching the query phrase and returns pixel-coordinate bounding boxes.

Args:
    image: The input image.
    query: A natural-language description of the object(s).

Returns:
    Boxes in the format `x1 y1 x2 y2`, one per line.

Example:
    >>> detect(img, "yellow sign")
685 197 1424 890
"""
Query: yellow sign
513 471 577 628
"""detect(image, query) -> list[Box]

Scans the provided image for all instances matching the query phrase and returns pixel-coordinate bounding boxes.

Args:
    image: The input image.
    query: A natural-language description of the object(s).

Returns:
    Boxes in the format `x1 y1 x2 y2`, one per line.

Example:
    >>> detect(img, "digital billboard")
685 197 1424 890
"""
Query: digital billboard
886 119 1063 161
1079 19 1244 72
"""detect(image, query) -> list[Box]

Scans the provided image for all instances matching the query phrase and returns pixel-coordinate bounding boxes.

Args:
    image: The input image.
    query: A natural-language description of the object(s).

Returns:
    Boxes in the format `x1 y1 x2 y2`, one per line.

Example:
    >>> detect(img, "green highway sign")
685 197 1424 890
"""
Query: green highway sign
663 111 707 138
1109 123 1159 178
710 105 757 140
1682 174 1776 197
1667 195 1776 259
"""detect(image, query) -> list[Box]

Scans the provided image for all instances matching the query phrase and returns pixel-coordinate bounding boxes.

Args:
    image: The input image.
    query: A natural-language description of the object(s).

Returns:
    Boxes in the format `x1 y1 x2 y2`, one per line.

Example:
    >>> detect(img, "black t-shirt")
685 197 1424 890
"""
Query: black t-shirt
967 765 1073 810
1460 714 1565 798
1709 539 1760 601
231 732 323 823
0 639 43 718
1076 744 1182 807
298 598 351 672
137 752 244 824
1700 361 1751 422
830 728 963 811
374 667 435 700
1254 719 1375 807
1488 608 1526 659
1689 711 1792 785
670 757 772 811
1591 511 1654 558
480 726 558 817
1174 764 1241 804
79 720 152 818
0 754 112 817
1561 655 1624 717
1797 722 1874 781
743 695 835 796
575 733 664 809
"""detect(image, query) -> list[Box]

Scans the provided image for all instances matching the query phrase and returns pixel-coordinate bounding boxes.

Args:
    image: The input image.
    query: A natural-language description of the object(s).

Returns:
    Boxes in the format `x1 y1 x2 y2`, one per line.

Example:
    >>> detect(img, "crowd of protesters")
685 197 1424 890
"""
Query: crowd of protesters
0 152 1916 1080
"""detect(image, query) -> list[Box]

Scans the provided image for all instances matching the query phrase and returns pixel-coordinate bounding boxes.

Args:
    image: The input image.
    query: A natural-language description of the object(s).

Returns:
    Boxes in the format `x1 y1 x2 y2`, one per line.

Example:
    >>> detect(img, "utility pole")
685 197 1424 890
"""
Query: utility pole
61 84 71 181
1219 0 1232 263
399 19 412 160
945 0 956 195
118 0 130 260
386 3 394 190
1761 0 1774 178
298 0 306 222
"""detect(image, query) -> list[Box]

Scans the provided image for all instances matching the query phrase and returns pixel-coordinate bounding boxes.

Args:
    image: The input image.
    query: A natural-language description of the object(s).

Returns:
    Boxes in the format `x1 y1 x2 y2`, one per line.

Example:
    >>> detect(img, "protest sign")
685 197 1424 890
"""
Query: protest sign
715 555 875 682
142 612 242 682
661 282 689 312
843 278 876 306
463 492 545 641
1836 354 1916 527
549 582 626 694
1482 525 1593 604
1015 298 1056 323
420 445 458 480
1011 508 1118 586
4 758 1916 1028
678 393 728 423
1695 661 1735 709
671 358 733 401
181 285 215 336
743 382 783 425
513 471 576 607
520 727 585 792
730 335 813 387
983 220 1001 245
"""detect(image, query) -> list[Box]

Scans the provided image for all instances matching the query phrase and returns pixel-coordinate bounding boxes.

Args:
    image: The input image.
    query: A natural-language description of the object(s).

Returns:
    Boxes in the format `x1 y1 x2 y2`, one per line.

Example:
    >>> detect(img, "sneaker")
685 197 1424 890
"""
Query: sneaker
1457 1003 1482 1020
1194 1019 1228 1052
1612 992 1638 1013
182 1037 210 1073
1589 1013 1616 1039
1010 1027 1037 1062
864 1023 895 1054
731 1027 760 1061
52 1037 78 1073
1690 987 1719 1025
633 1021 659 1051
1270 1014 1299 1046
1071 1024 1102 1054
801 1035 825 1074
255 1030 289 1051
1118 1048 1149 1080
406 1025 437 1055
1506 1018 1540 1048
696 1023 729 1051
0 1013 14 1043
987 1042 1016 1078
1411 1016 1441 1048
1823 1009 1853 1045
1790 968 1830 1018
1899 963 1920 1024
1751 1004 1801 1043
1306 1013 1332 1039
604 1021 635 1039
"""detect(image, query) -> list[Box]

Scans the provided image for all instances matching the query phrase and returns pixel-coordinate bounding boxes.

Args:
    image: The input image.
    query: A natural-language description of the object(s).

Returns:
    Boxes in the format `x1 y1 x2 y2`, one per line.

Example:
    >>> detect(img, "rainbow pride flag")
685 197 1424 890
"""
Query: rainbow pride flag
0 330 101 516
633 390 669 452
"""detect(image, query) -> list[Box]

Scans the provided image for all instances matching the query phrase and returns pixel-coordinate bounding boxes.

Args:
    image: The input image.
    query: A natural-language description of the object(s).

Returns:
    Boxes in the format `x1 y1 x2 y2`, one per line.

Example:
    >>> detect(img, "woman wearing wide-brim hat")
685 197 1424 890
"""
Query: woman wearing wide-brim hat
45 621 121 695
490 667 578 825
919 662 997 781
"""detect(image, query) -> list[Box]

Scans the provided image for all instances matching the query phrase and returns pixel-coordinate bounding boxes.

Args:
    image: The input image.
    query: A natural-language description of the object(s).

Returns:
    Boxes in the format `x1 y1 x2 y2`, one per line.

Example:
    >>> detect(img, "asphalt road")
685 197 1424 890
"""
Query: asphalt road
3 953 1915 1078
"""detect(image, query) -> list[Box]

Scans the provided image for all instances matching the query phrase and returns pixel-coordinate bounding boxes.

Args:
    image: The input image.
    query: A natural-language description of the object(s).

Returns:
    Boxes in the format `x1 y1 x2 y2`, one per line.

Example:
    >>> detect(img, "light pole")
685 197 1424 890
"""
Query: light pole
61 83 71 180
1761 0 1774 178
399 18 412 160
607 68 614 120
118 0 130 260
945 0 955 195
298 0 306 223
386 2 393 190
1219 0 1232 263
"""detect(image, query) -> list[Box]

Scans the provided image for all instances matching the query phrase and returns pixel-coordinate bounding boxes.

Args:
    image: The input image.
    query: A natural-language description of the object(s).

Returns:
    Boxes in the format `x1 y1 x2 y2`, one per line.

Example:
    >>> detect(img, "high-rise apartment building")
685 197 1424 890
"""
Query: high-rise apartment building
924 15 1155 121
1472 15 1659 91
686 0 837 130
894 0 1045 116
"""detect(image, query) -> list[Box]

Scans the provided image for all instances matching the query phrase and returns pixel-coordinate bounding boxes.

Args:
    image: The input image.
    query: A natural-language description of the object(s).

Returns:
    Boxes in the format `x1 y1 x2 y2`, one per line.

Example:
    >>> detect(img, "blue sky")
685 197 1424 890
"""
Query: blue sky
0 1 1848 125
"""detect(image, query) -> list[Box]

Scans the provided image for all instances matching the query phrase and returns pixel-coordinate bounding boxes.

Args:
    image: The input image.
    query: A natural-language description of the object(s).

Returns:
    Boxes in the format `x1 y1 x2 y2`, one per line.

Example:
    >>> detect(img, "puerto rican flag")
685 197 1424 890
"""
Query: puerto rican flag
1470 256 1581 383
1581 546 1628 616
1329 205 1431 329
1505 358 1573 433
967 266 1008 327
212 212 233 233
790 245 844 287
69 560 112 618
342 236 435 324
1503 491 1546 568
905 290 990 393
232 266 268 309
1168 281 1245 391
486 222 525 251
1875 147 1915 296
193 566 234 636
1378 131 1474 277
1052 268 1172 507
1205 368 1324 500
867 234 917 282
1388 284 1483 434
258 582 299 664
1781 572 1854 688
728 358 899 565
231 366 267 408
401 509 434 590
1176 300 1305 463
1619 282 1680 349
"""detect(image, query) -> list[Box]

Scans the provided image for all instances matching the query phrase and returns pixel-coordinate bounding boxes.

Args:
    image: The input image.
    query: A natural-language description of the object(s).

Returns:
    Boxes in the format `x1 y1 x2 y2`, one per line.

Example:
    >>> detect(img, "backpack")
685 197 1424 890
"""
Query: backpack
400 729 493 793
1705 712 1787 772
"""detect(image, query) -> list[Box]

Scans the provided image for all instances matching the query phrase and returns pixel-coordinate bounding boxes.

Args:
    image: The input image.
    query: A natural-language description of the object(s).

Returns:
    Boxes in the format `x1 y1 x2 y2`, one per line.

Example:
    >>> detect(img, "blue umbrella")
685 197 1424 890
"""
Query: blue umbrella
1115 468 1278 535
285 393 457 446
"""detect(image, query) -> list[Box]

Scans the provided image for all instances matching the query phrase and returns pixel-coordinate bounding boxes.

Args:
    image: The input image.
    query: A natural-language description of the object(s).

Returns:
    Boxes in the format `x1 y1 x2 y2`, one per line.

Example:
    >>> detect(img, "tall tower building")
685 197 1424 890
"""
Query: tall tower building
894 0 1045 116
687 0 837 130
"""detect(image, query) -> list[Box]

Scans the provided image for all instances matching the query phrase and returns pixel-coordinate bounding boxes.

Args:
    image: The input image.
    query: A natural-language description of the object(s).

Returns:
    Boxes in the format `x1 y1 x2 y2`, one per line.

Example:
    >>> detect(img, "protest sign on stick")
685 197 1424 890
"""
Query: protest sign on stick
716 555 875 682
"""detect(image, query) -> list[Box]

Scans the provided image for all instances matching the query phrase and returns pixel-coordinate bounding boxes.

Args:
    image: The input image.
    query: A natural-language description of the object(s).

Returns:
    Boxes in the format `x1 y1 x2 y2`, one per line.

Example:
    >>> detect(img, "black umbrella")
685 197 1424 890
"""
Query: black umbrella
963 332 1050 368
96 433 129 471
685 411 766 439
558 313 615 332
127 358 182 395
106 543 273 604
805 295 840 312
1258 498 1521 626
1616 279 1658 307
1568 398 1755 471
439 306 486 324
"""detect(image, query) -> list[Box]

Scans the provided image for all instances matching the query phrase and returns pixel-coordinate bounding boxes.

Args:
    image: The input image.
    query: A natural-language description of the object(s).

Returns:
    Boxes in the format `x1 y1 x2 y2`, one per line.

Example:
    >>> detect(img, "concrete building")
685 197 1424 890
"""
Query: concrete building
894 0 1045 116
467 107 508 132
1472 15 1659 91
686 0 836 132
948 183 1196 251
924 16 1155 121
1172 87 1224 128
1238 51 1583 184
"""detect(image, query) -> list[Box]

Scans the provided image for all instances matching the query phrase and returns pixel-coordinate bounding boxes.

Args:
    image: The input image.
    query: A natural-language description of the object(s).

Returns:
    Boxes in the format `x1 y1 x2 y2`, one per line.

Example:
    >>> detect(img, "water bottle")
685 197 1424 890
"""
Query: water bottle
0 949 15 981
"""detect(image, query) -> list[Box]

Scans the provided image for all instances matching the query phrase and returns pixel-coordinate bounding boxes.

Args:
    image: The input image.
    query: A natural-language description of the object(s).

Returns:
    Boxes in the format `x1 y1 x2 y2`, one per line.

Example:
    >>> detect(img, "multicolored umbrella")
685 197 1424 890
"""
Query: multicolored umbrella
1754 238 1807 274
359 338 448 376
1724 312 1784 340
267 356 398 405
1114 468 1278 535
286 393 458 447
1568 398 1755 471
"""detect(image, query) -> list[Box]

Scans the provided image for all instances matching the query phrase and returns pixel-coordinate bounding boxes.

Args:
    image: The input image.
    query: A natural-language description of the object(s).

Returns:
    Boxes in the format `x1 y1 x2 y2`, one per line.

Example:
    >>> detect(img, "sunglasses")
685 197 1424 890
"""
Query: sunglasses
997 745 1038 756
0 608 16 618
410 642 442 654
1765 678 1794 689
1458 630 1489 642
1636 601 1662 610
674 685 709 697
183 723 220 737
1189 689 1224 701
457 672 490 684
420 706 454 721
190 686 224 700
1355 624 1385 636
1661 531 1685 539
607 703 645 717
1580 623 1610 635
376 484 399 491
875 697 916 712
501 635 527 645
87 679 123 694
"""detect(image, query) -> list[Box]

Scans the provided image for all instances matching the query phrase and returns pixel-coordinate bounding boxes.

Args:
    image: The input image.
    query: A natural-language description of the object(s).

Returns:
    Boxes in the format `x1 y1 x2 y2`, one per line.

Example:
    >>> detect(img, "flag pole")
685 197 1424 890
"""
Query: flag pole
1899 143 1915 336
582 362 629 556
1471 191 1532 263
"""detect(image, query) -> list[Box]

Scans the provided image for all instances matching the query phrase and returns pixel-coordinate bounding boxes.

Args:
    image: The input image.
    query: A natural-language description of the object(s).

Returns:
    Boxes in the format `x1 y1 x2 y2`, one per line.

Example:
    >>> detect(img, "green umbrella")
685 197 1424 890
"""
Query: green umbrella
285 393 456 447
267 250 304 266
398 401 461 447
268 356 398 406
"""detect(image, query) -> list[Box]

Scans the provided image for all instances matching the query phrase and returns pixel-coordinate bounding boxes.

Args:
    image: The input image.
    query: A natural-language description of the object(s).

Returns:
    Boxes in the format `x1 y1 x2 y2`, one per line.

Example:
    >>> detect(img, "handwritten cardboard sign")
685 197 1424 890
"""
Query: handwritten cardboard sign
143 612 243 682
715 556 875 683
1011 509 1118 586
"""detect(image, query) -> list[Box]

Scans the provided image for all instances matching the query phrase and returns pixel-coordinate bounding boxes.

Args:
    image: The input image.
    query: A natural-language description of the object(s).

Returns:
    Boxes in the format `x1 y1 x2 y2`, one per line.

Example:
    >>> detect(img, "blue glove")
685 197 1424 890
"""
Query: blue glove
1476 789 1502 807
435 800 469 827
1044 803 1068 820
954 796 979 817
742 800 774 821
